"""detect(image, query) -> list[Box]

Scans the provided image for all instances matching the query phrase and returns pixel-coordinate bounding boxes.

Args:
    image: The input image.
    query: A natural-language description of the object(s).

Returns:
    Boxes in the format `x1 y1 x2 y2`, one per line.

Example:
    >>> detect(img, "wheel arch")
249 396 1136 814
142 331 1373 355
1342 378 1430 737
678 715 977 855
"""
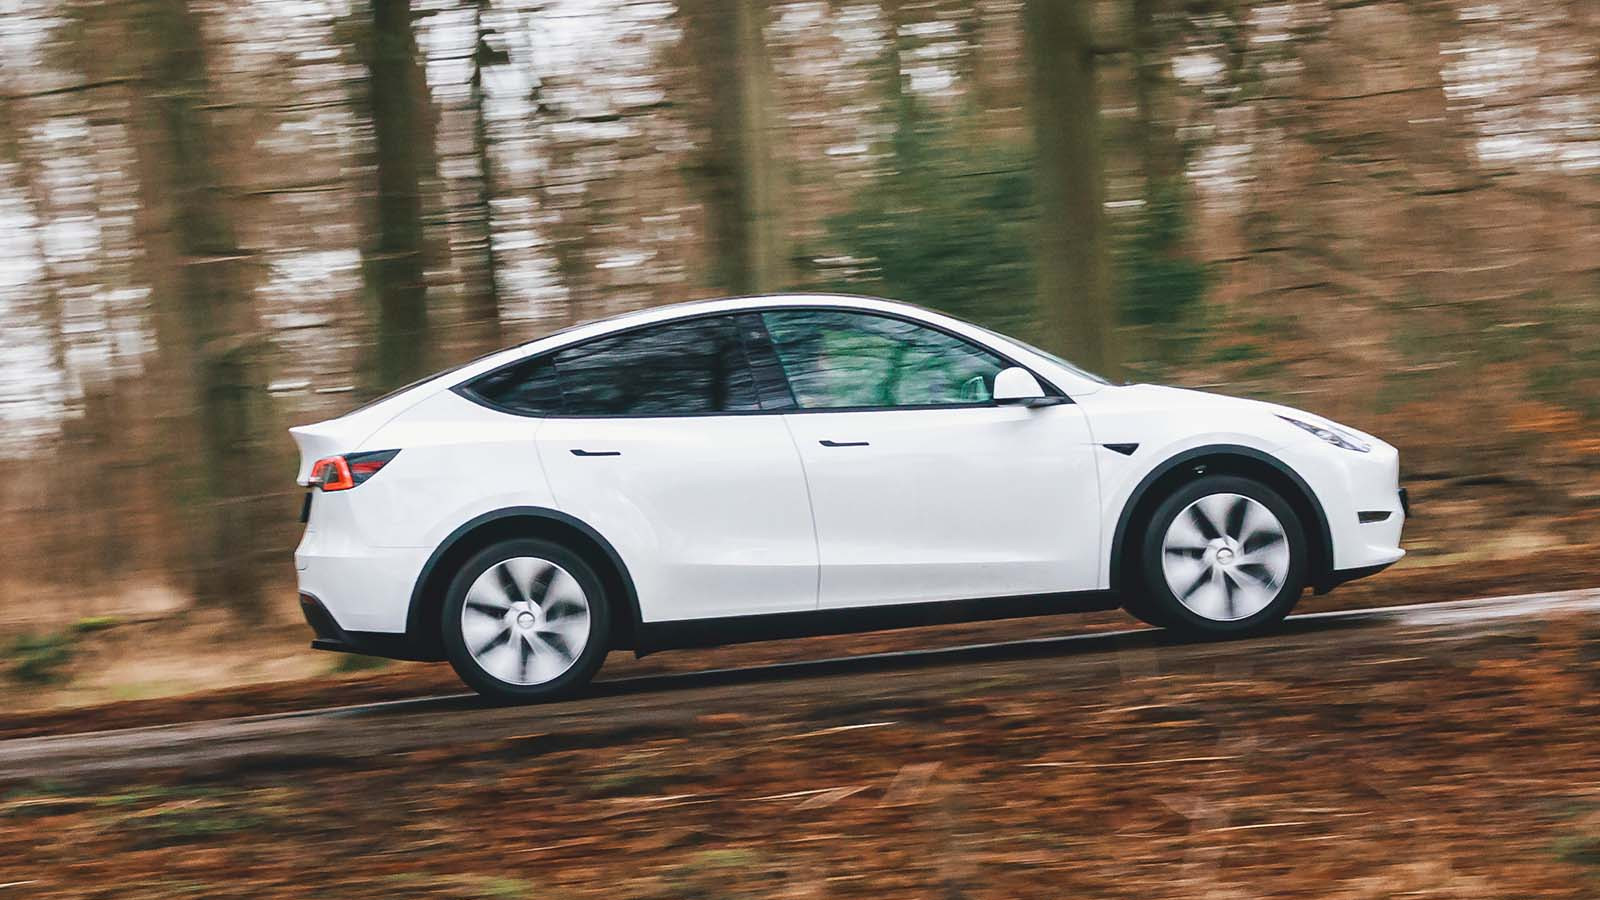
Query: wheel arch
1108 445 1333 595
405 506 642 659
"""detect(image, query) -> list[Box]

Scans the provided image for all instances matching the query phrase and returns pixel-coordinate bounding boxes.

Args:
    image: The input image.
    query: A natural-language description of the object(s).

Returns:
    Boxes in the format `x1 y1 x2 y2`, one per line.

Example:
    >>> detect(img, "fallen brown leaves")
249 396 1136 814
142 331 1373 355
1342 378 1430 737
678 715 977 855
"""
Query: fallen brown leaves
0 609 1595 898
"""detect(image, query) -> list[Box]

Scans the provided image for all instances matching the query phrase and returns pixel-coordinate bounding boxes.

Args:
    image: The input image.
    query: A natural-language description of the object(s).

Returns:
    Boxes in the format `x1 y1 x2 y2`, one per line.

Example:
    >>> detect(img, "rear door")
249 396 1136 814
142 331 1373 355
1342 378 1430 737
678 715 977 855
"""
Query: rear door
483 315 817 623
757 309 1100 609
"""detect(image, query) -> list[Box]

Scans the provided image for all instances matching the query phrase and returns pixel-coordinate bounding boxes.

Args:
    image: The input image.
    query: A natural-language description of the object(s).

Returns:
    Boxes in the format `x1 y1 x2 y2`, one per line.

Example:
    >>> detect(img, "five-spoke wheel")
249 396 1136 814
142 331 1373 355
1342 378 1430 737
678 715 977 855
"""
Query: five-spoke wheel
442 538 610 701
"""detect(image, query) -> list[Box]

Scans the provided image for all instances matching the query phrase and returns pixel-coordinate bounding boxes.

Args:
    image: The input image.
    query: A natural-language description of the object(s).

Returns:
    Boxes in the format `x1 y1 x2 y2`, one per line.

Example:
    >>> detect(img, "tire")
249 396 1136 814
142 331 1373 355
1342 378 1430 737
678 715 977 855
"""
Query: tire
1126 475 1308 636
442 537 611 702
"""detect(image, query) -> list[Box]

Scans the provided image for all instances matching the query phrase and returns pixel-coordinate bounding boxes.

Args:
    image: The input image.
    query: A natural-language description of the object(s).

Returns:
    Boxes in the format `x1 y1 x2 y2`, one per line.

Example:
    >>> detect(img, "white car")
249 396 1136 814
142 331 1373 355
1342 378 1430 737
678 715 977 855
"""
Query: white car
291 294 1406 700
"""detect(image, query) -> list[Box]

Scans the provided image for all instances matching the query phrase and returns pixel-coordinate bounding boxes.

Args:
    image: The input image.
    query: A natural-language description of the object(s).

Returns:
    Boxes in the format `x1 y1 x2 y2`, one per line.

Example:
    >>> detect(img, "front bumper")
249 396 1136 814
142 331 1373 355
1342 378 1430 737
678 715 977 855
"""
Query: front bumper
1277 439 1407 584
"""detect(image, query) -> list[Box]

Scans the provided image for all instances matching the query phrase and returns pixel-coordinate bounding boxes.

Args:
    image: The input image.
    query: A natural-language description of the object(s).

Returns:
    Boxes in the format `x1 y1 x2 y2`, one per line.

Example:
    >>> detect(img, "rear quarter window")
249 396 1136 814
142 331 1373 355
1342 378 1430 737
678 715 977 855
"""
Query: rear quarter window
460 356 564 416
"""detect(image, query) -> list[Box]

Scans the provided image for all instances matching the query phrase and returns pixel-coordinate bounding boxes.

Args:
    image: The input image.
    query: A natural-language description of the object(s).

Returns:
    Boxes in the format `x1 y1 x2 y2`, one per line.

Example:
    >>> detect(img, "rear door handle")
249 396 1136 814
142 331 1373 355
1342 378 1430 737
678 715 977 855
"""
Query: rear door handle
819 440 869 448
570 449 621 457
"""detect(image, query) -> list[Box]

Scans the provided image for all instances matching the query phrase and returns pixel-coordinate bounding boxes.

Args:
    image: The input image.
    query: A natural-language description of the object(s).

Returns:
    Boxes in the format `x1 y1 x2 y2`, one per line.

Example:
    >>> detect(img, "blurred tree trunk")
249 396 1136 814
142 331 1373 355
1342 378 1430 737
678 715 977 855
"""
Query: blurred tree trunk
365 0 432 389
1023 0 1119 379
124 0 273 618
465 0 505 352
1131 0 1181 198
680 0 786 296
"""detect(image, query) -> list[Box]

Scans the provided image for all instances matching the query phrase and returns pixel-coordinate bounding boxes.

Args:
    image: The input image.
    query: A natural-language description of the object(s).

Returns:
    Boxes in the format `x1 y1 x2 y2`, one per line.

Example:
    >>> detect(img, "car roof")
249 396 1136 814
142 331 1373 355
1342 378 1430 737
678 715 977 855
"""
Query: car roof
460 292 954 373
548 293 940 334
347 293 1107 423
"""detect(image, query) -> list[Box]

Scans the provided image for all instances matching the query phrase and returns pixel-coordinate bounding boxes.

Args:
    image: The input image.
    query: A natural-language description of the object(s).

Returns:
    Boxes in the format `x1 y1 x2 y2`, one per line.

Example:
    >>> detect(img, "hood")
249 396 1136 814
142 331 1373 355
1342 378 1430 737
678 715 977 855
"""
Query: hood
1081 382 1383 451
1077 382 1339 449
1098 383 1302 418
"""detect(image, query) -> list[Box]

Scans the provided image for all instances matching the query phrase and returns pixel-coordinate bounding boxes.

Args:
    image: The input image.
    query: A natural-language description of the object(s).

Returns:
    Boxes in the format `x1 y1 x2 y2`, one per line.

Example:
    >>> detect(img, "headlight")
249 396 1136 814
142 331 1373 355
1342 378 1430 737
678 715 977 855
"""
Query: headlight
1278 415 1371 453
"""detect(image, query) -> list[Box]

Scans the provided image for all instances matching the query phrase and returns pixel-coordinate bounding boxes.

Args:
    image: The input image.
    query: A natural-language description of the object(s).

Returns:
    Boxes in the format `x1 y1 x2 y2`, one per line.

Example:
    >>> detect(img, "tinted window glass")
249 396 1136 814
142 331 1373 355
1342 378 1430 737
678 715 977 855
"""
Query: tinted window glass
466 356 565 416
555 317 758 415
467 317 759 416
761 310 1009 409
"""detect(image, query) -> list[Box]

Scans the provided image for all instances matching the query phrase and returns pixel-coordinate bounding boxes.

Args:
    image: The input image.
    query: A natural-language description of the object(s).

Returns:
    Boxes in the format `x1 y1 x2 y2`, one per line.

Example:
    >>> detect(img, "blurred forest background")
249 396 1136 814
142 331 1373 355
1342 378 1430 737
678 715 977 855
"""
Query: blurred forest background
0 0 1596 668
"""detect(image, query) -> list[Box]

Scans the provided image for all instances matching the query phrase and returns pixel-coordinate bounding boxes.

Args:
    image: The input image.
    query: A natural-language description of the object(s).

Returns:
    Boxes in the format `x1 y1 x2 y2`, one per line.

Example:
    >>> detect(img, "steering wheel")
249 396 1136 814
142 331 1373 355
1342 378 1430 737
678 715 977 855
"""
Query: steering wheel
958 374 988 403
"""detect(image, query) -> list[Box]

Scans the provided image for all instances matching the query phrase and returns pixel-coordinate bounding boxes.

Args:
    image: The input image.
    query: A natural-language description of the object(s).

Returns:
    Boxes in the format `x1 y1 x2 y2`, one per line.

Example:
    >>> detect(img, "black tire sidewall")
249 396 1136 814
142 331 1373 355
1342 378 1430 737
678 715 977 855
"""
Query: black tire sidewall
441 538 611 701
1138 475 1308 635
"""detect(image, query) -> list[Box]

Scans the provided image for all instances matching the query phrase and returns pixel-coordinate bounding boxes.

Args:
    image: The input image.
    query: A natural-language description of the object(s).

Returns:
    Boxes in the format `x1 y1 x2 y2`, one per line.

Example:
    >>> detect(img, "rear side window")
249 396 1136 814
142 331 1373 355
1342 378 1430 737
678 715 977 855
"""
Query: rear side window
462 316 760 417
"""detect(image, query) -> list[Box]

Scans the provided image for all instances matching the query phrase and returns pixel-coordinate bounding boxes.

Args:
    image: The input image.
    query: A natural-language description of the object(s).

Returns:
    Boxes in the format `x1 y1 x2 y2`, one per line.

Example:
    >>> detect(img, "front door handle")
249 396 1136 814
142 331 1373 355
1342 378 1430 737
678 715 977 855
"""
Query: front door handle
819 440 869 448
570 449 621 457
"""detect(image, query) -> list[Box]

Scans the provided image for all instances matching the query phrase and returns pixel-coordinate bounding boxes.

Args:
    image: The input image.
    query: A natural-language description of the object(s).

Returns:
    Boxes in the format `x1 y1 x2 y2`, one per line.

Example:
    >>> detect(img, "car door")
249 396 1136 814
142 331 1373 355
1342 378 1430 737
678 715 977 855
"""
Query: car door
481 315 819 623
757 309 1100 609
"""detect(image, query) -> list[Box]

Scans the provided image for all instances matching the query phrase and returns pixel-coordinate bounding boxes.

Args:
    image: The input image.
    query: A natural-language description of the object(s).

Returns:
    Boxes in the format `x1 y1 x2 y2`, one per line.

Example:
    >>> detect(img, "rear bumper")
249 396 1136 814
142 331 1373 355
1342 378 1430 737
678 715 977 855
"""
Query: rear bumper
294 521 427 633
299 593 433 661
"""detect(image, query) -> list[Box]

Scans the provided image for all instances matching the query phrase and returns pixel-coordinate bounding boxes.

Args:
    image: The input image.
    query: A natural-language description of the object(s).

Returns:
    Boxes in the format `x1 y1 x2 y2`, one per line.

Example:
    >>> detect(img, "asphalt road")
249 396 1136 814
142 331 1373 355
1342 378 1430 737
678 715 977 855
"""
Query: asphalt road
2 588 1596 784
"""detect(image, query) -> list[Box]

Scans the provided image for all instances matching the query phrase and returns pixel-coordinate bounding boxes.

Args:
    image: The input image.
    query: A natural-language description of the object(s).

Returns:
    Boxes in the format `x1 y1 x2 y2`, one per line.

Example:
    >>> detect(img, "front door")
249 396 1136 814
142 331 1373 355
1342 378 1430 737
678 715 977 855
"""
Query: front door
758 309 1101 609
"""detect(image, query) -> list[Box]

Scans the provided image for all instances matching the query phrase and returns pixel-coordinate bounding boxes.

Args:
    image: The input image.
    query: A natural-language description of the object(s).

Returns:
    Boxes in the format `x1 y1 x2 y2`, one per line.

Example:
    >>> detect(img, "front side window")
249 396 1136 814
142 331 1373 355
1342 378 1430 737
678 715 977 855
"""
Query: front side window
761 310 1010 409
464 316 759 416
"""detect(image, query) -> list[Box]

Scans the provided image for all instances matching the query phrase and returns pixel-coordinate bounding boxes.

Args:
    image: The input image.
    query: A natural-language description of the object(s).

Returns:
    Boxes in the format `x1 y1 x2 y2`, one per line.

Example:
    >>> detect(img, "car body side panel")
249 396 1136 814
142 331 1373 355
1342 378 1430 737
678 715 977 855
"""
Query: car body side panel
535 414 820 623
782 404 1101 607
1089 433 1297 589
295 390 560 633
1075 384 1403 588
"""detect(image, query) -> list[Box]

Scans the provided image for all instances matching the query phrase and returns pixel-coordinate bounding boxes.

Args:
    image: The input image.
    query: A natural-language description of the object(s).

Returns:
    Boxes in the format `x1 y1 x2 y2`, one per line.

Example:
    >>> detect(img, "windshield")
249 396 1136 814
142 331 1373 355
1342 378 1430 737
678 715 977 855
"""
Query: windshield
971 325 1112 385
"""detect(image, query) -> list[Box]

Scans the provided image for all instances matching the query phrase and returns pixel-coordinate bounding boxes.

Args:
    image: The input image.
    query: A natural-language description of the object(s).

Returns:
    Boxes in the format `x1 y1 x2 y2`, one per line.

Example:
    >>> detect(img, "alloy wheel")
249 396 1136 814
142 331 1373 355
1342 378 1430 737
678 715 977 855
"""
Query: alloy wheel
460 556 592 685
1160 492 1291 622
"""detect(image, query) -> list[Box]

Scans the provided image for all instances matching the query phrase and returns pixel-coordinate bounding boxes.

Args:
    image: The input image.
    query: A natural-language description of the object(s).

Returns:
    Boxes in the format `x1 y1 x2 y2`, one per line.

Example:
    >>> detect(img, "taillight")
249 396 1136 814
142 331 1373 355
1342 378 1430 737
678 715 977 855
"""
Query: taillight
309 450 399 491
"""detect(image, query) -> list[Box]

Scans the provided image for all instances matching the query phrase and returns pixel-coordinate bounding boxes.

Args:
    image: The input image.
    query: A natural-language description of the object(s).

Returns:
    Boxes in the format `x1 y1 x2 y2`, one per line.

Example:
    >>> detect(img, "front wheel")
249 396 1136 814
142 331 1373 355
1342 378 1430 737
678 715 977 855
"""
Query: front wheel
442 538 610 702
1128 475 1308 635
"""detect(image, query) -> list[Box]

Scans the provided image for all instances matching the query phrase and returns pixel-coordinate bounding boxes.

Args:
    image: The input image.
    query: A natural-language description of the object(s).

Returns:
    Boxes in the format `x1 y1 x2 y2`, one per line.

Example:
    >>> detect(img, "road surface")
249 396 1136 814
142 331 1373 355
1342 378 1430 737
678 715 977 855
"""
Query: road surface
3 588 1595 783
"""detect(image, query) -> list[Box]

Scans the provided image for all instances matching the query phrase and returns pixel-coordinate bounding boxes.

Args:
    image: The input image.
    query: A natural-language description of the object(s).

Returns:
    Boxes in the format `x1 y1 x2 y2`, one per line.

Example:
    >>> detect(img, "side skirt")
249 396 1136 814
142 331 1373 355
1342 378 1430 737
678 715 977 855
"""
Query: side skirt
632 590 1122 656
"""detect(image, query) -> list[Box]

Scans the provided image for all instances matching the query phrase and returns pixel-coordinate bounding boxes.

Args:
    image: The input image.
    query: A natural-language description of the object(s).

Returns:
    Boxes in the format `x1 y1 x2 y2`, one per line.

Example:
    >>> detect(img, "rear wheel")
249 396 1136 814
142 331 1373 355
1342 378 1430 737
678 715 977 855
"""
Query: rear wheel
1127 475 1307 635
442 538 610 701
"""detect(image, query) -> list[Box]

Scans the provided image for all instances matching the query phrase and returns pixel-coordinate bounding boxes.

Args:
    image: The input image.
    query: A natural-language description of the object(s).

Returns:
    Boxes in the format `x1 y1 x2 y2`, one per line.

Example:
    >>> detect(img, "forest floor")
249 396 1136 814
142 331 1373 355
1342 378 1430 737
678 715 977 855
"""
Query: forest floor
0 590 1596 898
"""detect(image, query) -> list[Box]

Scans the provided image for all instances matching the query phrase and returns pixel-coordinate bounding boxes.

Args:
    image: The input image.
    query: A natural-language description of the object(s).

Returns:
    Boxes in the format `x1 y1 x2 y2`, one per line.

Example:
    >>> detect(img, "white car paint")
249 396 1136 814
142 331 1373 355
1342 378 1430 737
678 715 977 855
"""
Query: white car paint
291 293 1405 643
782 404 1100 608
536 413 818 621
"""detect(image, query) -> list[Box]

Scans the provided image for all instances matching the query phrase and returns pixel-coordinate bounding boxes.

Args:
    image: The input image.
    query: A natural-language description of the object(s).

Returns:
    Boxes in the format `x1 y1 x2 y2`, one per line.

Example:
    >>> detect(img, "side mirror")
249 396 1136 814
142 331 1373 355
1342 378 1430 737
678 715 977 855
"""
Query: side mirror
993 367 1063 407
